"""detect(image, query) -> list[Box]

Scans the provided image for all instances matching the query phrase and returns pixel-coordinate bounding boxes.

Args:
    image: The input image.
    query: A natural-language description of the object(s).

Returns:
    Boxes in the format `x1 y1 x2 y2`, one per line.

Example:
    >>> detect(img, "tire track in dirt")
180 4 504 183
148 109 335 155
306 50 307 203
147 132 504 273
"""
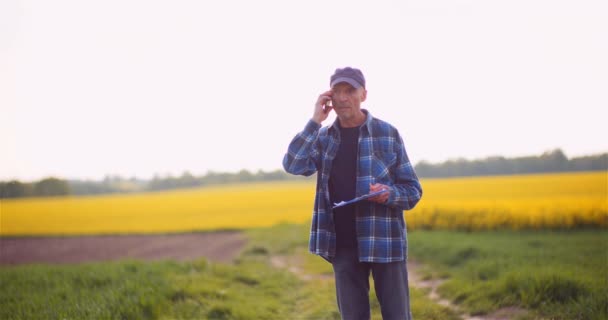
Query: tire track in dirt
0 231 247 265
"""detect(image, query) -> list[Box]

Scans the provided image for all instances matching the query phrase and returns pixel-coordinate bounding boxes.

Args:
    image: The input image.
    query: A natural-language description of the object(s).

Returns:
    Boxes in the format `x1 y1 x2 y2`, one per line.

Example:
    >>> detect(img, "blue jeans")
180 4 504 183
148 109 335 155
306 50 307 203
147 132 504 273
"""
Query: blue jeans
332 247 413 320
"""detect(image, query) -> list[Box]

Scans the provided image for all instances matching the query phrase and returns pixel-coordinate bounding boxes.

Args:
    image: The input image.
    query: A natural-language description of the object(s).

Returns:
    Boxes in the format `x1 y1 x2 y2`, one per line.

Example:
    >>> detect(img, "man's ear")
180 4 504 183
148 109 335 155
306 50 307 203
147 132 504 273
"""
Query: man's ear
360 89 367 102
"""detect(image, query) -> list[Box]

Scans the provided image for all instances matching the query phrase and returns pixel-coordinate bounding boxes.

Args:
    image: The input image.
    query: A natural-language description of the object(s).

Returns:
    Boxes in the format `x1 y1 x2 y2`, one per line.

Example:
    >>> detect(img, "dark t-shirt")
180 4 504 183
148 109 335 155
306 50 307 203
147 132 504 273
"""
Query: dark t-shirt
329 125 360 249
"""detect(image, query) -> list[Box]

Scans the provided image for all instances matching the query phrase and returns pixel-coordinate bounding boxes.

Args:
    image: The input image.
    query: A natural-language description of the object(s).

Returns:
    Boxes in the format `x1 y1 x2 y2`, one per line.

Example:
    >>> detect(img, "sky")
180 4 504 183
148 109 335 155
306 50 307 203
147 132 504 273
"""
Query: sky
1 0 607 181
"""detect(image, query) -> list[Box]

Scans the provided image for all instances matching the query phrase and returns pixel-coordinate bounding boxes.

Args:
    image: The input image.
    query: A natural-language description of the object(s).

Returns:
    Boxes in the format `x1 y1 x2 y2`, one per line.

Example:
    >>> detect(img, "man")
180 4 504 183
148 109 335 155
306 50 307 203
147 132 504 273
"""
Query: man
282 67 423 320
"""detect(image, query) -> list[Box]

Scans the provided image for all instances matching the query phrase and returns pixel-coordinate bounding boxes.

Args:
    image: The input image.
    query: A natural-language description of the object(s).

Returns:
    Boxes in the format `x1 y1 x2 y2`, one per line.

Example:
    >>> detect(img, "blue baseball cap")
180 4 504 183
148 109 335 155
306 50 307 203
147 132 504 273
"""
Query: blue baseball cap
330 67 366 89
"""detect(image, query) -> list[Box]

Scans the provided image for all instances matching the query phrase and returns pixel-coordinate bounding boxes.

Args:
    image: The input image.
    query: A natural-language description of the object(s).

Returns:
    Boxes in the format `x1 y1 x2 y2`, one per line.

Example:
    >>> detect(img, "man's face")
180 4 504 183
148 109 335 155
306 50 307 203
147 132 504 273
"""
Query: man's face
331 82 367 122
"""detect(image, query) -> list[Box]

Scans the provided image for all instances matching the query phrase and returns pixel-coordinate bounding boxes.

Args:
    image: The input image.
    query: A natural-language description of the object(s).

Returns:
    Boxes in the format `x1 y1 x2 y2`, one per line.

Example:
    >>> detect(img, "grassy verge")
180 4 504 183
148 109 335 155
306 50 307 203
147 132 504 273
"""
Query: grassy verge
0 258 300 319
0 223 459 319
12 225 602 319
1 260 170 319
407 229 608 320
244 223 460 320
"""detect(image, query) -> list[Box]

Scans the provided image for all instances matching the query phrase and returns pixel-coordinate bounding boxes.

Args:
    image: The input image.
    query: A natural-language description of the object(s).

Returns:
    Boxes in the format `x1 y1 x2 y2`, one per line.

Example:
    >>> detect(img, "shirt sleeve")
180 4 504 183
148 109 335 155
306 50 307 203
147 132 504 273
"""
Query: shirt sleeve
385 133 423 210
282 119 323 177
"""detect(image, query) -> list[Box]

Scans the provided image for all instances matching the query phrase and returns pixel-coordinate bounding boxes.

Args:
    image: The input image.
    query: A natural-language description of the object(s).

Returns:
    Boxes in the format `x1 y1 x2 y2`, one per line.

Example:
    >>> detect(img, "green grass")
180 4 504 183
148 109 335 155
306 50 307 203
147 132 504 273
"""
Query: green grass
245 223 460 320
0 258 301 320
0 223 459 319
6 225 601 319
0 260 171 319
408 229 608 320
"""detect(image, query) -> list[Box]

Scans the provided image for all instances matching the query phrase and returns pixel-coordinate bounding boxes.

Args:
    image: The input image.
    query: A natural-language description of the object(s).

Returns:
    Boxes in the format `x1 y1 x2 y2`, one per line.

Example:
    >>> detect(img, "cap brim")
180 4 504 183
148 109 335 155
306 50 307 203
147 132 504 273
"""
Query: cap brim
330 77 362 89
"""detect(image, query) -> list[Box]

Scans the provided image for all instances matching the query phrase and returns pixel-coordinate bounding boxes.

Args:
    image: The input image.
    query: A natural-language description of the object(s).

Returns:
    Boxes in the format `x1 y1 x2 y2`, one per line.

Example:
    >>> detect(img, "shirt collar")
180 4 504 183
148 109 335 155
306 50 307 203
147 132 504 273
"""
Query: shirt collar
329 109 373 136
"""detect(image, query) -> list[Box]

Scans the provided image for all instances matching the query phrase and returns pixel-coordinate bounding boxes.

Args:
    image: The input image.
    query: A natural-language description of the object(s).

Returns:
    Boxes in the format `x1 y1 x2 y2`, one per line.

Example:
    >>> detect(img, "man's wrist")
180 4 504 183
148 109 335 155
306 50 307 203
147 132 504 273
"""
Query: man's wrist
306 119 322 132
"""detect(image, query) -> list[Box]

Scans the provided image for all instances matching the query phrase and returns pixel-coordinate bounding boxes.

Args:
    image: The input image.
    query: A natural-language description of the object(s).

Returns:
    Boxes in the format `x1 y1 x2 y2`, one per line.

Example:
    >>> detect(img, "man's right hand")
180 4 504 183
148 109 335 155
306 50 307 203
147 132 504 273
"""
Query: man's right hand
312 90 333 124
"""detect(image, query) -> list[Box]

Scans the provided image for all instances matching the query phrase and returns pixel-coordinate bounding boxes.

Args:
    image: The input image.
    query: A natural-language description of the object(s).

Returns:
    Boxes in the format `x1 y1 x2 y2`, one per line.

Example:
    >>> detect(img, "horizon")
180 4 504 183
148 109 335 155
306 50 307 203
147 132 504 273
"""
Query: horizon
2 148 605 183
2 1 607 182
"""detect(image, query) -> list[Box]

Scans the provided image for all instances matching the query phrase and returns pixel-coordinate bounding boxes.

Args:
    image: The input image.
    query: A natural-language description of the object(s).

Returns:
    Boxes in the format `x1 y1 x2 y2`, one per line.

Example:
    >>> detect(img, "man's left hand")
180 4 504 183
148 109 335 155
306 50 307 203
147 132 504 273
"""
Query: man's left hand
368 183 390 204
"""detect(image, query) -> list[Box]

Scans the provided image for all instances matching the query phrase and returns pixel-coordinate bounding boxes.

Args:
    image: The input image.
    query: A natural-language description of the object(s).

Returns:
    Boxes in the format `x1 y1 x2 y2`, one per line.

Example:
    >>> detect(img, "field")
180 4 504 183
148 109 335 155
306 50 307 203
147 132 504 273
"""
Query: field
1 224 606 319
2 171 606 236
408 171 607 230
1 171 606 319
0 224 461 320
1 182 315 235
407 229 608 319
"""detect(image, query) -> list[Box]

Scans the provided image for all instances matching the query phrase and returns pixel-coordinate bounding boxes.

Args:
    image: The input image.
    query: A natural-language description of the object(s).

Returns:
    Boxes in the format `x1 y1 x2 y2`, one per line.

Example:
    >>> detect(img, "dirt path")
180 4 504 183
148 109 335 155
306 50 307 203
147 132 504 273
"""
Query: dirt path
407 261 527 320
270 255 526 320
270 255 333 282
0 232 247 265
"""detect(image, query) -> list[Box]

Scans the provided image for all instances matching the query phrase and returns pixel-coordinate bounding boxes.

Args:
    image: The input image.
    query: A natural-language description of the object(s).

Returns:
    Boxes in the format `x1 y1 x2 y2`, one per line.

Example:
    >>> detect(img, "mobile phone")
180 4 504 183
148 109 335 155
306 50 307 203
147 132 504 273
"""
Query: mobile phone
323 100 332 113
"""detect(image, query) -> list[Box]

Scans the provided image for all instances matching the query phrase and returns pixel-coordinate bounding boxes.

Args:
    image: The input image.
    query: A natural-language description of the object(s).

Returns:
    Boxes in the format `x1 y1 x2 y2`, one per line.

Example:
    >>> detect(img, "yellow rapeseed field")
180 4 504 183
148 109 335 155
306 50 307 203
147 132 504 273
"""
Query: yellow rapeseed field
1 171 606 235
408 171 607 230
1 181 315 236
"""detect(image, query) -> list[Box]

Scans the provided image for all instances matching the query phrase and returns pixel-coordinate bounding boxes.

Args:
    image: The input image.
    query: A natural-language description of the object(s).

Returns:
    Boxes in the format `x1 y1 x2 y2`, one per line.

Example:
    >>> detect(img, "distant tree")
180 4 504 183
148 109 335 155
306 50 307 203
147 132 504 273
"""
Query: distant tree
256 169 292 181
148 174 172 191
0 180 33 198
179 171 199 188
237 169 254 182
414 149 607 178
3 150 604 198
33 177 70 197
69 180 114 195
570 153 608 171
540 149 569 172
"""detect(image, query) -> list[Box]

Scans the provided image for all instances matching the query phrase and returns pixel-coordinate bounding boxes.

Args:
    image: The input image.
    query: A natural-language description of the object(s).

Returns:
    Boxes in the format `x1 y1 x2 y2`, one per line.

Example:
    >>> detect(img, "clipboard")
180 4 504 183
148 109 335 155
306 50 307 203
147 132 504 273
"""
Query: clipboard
332 189 388 209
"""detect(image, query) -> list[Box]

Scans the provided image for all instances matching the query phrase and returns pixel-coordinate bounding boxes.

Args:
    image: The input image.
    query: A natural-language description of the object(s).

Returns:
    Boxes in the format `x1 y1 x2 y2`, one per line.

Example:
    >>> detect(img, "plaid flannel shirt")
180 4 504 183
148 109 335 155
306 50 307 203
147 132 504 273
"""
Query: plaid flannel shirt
283 109 423 263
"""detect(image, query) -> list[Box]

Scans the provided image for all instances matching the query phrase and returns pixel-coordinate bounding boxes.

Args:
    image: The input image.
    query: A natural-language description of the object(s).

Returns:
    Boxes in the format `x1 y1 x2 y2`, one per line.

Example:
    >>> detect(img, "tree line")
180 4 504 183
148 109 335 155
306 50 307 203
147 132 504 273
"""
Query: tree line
0 169 307 199
1 149 605 199
414 149 607 178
